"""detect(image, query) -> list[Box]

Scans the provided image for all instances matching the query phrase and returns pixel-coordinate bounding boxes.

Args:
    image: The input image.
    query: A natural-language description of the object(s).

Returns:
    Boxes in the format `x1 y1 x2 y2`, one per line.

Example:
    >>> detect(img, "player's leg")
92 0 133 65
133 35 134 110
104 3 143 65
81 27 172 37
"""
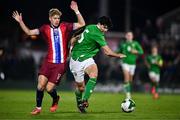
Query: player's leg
46 63 66 112
125 64 135 99
153 73 160 99
151 79 159 99
149 72 155 94
82 63 98 107
121 63 131 99
151 79 156 94
155 74 160 94
123 70 131 99
46 82 60 112
149 72 158 95
153 82 159 99
75 81 86 113
69 58 86 113
31 75 48 115
69 58 84 105
129 65 136 99
75 82 85 106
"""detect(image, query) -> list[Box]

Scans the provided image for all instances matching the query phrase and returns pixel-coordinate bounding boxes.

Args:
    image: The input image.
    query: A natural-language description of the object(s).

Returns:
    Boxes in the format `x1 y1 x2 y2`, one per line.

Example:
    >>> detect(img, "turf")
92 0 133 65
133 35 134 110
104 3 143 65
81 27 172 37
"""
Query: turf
0 90 180 120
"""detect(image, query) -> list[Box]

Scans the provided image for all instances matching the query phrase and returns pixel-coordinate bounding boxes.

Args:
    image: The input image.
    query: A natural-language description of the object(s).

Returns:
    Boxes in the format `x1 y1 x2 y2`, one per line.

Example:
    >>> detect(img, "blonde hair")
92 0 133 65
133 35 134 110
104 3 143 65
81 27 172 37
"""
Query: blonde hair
49 8 62 17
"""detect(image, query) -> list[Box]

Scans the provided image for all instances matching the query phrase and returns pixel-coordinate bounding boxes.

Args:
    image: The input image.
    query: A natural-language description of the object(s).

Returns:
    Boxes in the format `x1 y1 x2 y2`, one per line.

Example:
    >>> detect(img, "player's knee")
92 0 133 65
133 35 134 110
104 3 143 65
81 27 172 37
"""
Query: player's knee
79 86 85 92
37 83 46 91
46 87 53 93
37 85 46 91
77 84 85 92
89 72 98 78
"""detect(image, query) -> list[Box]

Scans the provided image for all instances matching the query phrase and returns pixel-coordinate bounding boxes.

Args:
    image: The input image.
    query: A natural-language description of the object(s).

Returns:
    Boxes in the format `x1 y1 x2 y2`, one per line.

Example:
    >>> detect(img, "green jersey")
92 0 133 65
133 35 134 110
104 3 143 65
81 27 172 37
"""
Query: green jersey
117 40 144 65
71 25 107 62
146 55 163 74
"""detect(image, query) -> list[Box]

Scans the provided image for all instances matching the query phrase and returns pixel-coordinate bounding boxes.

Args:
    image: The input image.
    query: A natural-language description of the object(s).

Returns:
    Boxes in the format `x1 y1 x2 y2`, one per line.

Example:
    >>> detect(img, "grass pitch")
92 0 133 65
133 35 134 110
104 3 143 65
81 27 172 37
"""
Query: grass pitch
0 90 180 120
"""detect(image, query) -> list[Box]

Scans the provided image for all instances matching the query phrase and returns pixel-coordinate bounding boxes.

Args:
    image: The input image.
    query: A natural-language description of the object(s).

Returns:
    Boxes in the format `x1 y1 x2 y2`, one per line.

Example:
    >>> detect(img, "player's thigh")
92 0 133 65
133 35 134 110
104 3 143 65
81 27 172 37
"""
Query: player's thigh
69 58 85 82
121 64 130 80
48 63 66 85
75 81 85 92
121 63 130 74
83 58 97 78
149 72 160 82
85 64 98 78
129 65 136 80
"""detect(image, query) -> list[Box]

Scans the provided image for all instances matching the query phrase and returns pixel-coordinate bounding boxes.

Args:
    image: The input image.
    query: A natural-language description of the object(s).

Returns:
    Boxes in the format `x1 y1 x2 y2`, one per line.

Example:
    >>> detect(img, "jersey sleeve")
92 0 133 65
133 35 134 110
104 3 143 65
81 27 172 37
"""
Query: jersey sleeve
39 25 45 33
61 22 74 32
39 24 48 41
135 41 144 55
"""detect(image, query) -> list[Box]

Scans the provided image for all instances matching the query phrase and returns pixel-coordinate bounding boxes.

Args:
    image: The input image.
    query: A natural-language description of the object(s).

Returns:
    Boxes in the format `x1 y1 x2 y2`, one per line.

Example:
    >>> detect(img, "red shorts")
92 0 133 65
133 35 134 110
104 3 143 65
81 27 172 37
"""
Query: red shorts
39 60 66 85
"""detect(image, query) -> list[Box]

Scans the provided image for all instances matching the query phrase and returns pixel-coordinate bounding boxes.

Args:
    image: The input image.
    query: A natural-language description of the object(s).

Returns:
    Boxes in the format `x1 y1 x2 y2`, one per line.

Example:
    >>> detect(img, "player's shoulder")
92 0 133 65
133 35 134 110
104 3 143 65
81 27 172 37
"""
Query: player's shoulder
89 25 103 35
59 22 73 28
133 40 140 44
41 24 49 28
39 24 50 32
60 21 72 25
86 24 96 28
86 24 98 30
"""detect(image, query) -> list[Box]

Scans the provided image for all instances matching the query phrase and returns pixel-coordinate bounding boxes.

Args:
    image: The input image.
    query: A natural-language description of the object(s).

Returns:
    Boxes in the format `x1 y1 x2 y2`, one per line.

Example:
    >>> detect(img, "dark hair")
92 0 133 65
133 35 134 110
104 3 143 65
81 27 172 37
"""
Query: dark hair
71 26 86 37
98 16 113 29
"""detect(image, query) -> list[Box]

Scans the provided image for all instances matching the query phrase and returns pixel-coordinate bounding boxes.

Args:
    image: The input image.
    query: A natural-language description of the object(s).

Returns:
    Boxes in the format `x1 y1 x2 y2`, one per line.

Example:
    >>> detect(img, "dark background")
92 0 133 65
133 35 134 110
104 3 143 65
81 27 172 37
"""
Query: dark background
0 0 180 90
1 0 180 31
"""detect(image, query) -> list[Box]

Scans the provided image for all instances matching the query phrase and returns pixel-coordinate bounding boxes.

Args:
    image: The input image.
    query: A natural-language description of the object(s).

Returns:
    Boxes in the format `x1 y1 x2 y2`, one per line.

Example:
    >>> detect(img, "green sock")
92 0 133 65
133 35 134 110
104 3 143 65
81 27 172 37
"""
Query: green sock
151 82 156 91
83 78 97 100
123 82 131 93
75 89 82 103
155 83 159 93
123 82 131 99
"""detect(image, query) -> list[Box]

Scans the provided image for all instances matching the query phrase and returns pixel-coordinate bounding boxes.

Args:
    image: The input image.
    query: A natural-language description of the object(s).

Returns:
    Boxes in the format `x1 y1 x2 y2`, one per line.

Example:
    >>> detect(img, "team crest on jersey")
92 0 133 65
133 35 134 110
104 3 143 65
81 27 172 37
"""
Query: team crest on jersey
127 46 131 52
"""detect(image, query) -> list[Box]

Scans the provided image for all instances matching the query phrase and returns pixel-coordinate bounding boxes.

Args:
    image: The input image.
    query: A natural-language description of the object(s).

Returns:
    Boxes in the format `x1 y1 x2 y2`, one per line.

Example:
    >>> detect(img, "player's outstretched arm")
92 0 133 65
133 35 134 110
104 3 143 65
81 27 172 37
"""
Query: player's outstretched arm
69 35 80 54
102 45 126 58
12 11 39 36
70 1 85 29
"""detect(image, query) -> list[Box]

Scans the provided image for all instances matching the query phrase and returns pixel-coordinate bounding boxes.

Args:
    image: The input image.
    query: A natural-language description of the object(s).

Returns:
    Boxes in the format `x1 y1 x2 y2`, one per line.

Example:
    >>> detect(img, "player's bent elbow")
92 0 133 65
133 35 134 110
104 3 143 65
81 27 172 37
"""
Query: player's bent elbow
103 50 111 56
104 52 113 57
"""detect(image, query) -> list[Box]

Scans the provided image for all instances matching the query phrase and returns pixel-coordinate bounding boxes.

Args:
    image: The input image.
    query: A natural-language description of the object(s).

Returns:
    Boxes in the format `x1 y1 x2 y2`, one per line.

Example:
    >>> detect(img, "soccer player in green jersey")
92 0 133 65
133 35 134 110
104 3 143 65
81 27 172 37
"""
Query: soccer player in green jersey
117 32 144 99
69 16 126 113
145 45 163 99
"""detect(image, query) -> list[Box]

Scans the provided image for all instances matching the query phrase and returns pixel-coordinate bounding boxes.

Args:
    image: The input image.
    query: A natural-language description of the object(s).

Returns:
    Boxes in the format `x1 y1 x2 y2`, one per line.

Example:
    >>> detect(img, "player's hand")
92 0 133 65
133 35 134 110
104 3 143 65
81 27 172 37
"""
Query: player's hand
12 11 23 23
131 49 138 54
155 60 163 67
70 1 79 12
119 53 126 58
